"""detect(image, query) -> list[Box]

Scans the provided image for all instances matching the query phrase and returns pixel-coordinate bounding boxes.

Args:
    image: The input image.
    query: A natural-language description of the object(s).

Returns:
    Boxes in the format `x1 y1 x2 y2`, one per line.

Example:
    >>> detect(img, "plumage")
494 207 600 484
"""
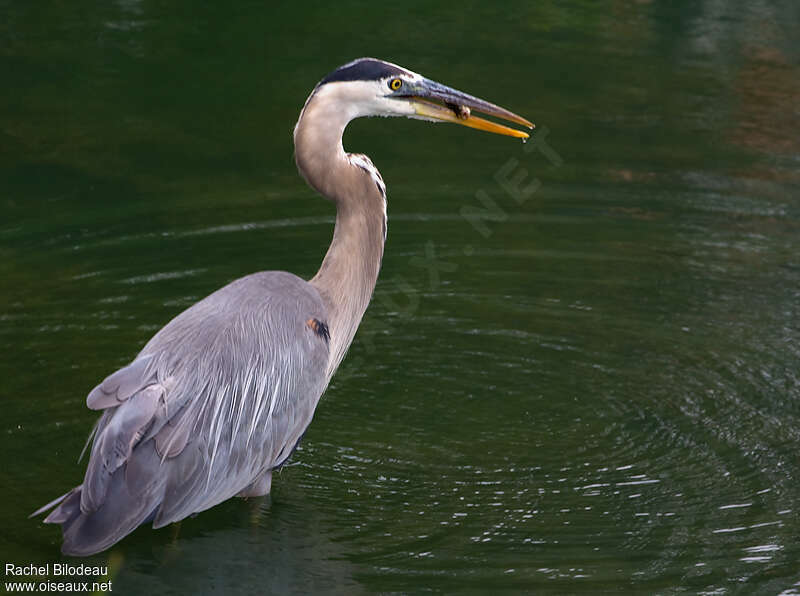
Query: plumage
43 273 330 555
34 58 531 555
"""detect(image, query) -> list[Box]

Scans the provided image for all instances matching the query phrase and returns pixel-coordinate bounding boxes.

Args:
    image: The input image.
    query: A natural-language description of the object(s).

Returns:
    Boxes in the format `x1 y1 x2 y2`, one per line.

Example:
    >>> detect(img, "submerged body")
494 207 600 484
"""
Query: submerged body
36 58 531 555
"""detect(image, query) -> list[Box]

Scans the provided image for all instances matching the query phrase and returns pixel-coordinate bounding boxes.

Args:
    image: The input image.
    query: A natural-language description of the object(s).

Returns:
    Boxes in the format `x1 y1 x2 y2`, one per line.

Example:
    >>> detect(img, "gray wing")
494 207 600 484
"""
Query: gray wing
43 271 330 556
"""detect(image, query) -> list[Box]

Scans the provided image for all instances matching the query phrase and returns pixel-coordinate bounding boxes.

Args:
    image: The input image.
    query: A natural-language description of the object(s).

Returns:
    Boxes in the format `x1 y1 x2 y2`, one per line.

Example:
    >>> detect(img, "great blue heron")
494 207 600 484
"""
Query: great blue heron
33 57 532 556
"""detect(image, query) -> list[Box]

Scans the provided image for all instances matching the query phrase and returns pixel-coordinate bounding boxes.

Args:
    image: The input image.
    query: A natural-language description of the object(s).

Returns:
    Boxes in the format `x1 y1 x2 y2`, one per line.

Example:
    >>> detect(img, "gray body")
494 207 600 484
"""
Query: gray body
36 58 531 556
46 273 330 555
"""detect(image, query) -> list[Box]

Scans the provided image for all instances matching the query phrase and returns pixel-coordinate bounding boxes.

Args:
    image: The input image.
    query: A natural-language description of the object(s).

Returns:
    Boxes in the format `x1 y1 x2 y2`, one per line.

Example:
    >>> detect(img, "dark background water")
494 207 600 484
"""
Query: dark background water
2 1 799 593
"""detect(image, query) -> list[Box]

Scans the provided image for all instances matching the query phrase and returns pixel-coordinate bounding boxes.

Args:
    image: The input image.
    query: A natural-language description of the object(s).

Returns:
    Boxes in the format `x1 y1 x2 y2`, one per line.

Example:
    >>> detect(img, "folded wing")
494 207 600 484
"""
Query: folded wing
39 271 330 556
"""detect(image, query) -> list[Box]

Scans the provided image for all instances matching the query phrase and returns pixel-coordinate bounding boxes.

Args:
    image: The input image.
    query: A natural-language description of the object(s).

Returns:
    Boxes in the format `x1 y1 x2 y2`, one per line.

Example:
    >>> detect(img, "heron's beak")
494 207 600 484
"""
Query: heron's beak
401 78 533 139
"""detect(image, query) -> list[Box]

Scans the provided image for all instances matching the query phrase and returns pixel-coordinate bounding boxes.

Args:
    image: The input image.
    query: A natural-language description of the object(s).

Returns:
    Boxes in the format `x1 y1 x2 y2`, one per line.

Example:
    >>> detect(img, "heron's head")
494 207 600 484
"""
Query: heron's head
308 57 533 139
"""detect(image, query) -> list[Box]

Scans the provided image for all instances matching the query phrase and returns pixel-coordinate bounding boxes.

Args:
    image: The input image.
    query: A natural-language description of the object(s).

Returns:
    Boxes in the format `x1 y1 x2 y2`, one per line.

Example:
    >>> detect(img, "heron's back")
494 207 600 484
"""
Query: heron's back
42 271 331 555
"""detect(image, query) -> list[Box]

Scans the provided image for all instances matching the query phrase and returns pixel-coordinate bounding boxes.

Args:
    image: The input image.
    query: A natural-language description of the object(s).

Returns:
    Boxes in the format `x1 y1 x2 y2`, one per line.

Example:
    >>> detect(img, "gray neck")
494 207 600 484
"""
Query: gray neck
294 89 387 379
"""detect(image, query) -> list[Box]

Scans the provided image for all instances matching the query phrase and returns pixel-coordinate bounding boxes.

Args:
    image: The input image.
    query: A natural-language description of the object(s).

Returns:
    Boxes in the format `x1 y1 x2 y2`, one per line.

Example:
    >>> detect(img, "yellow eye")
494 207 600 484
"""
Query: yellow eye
389 78 402 91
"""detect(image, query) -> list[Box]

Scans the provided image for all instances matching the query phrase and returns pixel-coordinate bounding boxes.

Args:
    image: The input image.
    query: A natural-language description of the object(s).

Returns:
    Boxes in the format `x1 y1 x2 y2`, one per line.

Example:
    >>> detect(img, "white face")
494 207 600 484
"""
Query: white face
311 71 425 121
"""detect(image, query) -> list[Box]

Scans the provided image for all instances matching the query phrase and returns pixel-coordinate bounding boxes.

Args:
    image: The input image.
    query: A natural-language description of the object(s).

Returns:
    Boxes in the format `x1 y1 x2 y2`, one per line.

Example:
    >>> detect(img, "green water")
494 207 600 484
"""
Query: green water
2 1 800 593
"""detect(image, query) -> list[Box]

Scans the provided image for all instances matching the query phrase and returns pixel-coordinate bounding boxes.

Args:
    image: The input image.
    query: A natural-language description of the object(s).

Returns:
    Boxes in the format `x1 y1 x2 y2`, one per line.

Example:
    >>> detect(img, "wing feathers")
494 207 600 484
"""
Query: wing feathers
154 403 193 459
82 384 163 511
63 447 165 556
86 355 154 410
40 271 331 555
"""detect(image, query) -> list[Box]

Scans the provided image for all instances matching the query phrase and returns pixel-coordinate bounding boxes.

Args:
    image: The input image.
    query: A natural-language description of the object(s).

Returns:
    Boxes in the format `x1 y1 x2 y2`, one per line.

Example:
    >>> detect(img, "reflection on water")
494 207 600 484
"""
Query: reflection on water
111 496 362 594
1 0 799 593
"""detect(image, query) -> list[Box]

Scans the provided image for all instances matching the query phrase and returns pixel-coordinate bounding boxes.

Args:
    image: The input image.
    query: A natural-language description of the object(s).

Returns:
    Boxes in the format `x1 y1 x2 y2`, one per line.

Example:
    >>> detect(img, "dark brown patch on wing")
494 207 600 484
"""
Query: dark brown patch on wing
306 318 330 343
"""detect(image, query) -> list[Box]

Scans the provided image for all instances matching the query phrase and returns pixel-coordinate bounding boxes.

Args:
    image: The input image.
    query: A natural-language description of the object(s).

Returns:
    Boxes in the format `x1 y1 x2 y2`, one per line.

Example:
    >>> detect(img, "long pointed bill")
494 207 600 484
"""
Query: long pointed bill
403 78 533 139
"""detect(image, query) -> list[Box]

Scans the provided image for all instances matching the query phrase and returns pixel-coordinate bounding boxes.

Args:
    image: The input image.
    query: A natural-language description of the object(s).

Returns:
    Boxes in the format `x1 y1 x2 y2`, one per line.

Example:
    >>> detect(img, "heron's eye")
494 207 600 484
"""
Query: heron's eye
389 78 403 91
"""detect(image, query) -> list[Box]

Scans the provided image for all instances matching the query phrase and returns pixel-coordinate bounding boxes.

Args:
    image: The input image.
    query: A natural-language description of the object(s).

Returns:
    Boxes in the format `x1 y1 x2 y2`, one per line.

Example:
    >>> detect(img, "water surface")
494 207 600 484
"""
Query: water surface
2 1 799 593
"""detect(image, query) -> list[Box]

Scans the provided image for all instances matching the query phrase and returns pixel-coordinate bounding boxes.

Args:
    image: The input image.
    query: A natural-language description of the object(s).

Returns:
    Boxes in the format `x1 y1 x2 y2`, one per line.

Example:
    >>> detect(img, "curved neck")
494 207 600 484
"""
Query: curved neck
294 88 387 379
